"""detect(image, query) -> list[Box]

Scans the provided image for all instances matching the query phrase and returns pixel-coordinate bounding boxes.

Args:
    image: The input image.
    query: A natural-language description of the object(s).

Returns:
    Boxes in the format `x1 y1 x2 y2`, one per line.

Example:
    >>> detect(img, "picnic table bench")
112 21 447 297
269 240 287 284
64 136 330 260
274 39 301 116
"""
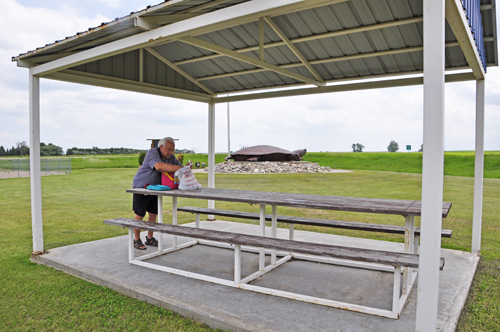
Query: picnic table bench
105 217 445 319
177 206 453 253
109 187 453 319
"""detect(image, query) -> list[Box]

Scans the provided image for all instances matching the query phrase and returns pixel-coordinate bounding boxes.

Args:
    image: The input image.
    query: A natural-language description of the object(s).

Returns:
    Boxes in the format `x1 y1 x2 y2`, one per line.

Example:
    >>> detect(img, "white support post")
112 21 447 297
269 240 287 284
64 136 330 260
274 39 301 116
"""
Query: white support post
403 216 415 295
472 79 485 253
196 213 200 228
128 228 135 263
158 195 164 251
393 266 401 315
271 205 277 265
289 224 294 240
234 244 241 283
29 68 43 253
207 102 215 219
259 204 266 271
416 0 445 330
172 196 178 248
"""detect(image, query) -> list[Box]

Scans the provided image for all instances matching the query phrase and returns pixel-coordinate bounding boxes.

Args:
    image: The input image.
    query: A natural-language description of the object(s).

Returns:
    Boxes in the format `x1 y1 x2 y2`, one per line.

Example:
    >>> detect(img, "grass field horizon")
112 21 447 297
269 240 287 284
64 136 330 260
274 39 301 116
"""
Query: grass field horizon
0 153 499 330
3 150 499 179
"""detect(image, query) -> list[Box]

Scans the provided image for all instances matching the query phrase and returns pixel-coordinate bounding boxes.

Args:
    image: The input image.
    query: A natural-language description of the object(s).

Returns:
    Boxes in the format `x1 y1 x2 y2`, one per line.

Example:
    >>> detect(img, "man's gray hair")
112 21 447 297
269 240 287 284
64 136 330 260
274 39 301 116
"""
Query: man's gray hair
158 137 175 147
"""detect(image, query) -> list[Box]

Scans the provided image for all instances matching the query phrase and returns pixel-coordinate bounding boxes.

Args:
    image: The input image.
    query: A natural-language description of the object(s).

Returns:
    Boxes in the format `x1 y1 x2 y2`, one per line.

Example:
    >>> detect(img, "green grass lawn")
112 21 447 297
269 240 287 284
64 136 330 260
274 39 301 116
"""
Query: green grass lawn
303 151 500 178
1 154 499 330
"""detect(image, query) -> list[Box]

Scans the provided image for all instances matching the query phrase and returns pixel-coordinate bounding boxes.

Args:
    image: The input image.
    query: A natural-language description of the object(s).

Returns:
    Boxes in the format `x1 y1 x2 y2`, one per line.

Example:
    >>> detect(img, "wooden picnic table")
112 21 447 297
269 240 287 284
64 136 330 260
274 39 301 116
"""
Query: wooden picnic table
127 187 452 217
122 187 452 318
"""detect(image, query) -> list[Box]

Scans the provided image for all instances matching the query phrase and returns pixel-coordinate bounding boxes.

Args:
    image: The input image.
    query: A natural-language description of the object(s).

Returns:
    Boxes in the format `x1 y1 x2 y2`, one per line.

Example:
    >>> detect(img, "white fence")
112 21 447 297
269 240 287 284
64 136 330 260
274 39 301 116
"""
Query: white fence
0 158 71 178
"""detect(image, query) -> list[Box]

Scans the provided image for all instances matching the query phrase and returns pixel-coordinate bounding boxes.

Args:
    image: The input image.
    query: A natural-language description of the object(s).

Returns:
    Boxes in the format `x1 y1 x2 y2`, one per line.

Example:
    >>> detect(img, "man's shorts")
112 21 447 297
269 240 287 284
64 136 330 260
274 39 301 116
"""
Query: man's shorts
133 193 158 217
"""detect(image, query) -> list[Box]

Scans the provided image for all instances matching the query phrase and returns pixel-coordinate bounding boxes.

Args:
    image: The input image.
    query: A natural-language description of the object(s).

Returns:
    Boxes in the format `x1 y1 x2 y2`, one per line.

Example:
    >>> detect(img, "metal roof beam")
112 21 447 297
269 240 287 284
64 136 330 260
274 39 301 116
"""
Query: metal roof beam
179 35 325 86
135 14 202 29
264 16 325 84
445 0 486 79
31 0 344 76
145 47 215 95
174 16 423 66
47 69 211 103
63 27 138 53
184 0 235 14
217 66 472 95
211 72 475 103
197 41 461 82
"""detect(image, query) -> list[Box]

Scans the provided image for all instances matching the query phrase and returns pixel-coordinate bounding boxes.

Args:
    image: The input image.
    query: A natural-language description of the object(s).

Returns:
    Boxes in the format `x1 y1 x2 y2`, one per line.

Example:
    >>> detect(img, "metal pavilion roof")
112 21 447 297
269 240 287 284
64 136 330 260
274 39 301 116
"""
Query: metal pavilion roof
12 0 498 103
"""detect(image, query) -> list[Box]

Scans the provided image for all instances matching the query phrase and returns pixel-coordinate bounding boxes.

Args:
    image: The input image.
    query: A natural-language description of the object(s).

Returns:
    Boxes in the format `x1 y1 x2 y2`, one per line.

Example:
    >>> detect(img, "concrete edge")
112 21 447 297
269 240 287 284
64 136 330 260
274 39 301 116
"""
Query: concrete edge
442 252 481 332
30 253 254 332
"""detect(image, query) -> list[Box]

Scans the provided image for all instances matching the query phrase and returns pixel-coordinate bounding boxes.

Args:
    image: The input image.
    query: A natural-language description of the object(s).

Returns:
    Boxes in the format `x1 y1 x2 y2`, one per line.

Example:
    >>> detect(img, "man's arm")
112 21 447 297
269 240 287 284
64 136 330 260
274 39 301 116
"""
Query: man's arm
154 162 182 173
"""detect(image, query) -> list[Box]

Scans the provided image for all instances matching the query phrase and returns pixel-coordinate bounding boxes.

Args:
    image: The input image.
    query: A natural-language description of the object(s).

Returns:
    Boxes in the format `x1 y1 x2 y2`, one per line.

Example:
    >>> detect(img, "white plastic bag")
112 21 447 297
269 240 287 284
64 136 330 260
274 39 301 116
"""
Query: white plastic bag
175 164 201 190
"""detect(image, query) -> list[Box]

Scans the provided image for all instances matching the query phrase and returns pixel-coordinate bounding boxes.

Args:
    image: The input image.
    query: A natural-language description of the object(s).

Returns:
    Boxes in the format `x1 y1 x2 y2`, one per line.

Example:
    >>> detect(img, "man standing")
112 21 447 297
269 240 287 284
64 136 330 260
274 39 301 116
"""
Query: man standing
132 137 182 250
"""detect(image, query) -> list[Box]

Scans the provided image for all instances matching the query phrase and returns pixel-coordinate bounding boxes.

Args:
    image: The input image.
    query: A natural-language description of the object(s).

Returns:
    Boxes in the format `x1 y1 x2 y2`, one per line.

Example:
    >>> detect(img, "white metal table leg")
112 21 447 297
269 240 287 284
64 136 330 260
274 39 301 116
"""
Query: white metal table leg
158 195 163 252
172 196 177 248
271 205 277 265
259 204 266 271
128 228 134 263
403 215 415 294
393 266 401 315
234 244 241 283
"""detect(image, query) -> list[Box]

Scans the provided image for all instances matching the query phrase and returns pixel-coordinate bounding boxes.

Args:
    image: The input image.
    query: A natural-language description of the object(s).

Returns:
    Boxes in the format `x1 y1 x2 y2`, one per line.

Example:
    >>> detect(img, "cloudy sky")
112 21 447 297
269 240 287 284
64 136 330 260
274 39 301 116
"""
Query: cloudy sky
2 0 500 154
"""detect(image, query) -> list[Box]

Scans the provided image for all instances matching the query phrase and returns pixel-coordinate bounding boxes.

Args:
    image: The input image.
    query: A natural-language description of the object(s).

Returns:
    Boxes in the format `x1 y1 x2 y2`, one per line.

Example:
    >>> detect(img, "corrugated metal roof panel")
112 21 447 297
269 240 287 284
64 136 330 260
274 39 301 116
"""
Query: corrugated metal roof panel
12 0 498 97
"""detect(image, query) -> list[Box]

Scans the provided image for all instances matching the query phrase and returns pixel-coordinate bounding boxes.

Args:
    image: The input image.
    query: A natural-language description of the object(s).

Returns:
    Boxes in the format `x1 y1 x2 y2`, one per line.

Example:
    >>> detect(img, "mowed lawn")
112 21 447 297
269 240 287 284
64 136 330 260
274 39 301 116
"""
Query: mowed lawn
0 167 499 330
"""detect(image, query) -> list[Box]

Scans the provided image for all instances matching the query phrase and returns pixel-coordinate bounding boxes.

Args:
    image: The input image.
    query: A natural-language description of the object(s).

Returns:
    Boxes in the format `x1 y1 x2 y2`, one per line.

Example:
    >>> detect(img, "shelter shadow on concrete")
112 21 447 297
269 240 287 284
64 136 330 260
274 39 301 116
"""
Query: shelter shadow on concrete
32 220 479 332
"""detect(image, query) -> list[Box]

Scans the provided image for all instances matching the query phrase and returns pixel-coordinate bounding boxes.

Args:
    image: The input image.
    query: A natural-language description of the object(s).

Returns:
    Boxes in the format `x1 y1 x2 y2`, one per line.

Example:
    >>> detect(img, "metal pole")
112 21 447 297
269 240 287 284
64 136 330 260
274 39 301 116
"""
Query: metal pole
472 79 485 253
208 102 215 218
416 0 445 330
172 196 177 248
158 195 164 252
259 204 266 271
227 95 231 158
29 68 43 253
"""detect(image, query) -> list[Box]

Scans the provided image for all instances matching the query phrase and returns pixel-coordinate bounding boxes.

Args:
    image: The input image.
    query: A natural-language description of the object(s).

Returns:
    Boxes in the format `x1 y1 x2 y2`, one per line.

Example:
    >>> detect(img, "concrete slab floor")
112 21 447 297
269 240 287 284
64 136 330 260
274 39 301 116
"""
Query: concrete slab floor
32 220 479 332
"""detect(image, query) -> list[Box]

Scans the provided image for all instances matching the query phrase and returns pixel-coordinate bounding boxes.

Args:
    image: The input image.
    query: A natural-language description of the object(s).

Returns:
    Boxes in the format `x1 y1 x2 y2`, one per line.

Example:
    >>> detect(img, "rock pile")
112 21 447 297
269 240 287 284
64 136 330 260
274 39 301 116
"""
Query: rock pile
214 161 335 174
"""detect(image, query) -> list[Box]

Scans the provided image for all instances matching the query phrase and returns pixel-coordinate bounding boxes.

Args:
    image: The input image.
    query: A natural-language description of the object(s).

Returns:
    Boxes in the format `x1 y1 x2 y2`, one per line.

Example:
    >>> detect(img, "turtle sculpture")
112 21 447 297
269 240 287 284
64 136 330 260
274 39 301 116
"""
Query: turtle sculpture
225 145 307 162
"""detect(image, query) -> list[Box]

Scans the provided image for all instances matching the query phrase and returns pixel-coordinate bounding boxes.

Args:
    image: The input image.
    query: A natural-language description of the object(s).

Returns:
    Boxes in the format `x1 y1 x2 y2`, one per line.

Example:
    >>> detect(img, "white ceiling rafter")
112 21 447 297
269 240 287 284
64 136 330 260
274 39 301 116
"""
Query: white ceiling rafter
47 69 211 103
135 14 204 30
178 35 326 86
263 16 325 84
197 41 462 82
210 72 476 103
173 16 424 66
145 47 215 95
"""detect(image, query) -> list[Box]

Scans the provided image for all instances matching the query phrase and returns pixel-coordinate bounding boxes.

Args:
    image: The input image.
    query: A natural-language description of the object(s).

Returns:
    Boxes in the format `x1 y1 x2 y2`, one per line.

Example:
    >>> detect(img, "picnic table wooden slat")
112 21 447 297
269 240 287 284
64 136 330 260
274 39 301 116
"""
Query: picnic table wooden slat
127 188 452 217
177 206 453 237
104 218 445 270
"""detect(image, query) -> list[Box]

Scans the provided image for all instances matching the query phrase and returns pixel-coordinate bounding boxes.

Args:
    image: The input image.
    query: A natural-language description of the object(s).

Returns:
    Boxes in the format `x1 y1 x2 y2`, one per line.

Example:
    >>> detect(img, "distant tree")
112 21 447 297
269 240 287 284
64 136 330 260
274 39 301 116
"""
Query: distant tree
352 143 364 152
0 146 5 156
418 144 423 152
387 140 399 152
16 141 28 155
138 151 146 166
40 143 63 156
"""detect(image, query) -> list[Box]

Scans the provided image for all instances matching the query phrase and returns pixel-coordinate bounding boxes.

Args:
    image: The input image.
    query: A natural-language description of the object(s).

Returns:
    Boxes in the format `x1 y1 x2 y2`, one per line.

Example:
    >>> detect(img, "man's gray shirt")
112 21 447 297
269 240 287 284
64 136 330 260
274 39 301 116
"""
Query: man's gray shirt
133 148 181 188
